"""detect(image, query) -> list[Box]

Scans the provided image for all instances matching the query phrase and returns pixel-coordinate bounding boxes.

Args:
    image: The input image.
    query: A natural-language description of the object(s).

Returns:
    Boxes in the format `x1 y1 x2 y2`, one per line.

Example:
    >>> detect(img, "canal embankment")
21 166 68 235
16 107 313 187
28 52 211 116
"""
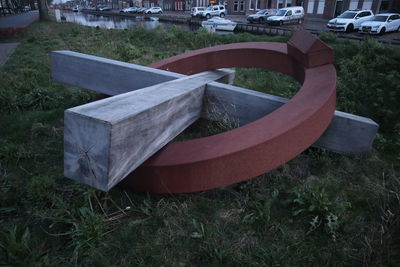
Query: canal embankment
78 10 400 45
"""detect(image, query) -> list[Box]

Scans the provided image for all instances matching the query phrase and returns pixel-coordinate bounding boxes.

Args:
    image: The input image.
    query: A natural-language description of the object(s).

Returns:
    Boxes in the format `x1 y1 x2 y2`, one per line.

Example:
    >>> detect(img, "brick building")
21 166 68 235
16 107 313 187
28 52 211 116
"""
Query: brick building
160 0 399 16
300 0 399 19
238 0 400 18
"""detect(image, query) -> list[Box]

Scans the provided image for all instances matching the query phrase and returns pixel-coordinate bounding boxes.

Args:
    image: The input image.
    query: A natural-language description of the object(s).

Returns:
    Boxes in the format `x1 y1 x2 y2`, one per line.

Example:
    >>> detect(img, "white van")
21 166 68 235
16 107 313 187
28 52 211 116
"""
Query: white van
267 6 304 26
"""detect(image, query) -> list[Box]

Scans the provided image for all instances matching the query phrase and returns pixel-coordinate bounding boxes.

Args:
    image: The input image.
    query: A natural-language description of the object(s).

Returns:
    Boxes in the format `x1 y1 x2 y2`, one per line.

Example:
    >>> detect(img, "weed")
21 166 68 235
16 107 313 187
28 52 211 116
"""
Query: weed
0 226 48 266
191 219 205 239
70 207 107 251
292 183 351 217
27 175 55 202
291 182 351 240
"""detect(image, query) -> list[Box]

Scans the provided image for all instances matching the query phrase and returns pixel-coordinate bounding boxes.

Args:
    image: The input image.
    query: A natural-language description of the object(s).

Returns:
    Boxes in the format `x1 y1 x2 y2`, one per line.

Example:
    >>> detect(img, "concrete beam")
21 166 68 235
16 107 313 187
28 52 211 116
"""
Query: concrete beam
51 51 184 96
203 83 379 154
64 70 233 191
52 51 379 155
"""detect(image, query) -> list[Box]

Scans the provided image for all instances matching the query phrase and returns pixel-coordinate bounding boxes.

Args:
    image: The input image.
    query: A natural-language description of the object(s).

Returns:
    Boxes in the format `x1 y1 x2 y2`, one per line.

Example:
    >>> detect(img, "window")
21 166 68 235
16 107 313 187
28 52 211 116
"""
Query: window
360 11 371 17
234 1 238 11
317 0 325 14
380 0 389 11
278 0 283 8
287 0 292 7
249 0 259 10
362 0 372 10
307 0 314 14
240 1 244 11
349 0 358 10
286 10 292 16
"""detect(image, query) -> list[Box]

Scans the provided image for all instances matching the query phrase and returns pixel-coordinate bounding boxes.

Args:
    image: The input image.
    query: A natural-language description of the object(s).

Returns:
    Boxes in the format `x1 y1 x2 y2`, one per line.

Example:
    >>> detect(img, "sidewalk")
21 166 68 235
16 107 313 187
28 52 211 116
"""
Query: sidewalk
0 11 38 67
0 10 39 28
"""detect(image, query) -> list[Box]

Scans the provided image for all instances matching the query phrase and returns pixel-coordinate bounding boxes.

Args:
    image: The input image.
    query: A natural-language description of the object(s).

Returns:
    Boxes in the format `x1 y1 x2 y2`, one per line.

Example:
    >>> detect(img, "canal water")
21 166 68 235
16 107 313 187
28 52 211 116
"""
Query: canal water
63 11 200 32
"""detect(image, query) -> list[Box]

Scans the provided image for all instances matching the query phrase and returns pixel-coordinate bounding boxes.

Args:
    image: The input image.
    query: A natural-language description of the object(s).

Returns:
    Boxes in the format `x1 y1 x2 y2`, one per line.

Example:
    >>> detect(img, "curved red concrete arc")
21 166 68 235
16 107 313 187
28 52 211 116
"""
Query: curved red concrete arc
122 40 336 193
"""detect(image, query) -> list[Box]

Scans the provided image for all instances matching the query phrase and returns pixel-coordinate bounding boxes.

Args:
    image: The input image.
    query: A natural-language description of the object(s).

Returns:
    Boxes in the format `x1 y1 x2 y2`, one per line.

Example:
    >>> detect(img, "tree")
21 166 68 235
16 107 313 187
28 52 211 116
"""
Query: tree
37 0 50 21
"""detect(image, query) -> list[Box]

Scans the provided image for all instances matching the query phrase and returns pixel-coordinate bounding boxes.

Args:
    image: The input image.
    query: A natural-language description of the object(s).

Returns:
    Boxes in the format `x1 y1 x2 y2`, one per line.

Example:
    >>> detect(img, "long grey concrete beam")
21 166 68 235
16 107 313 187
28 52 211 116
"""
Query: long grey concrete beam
203 83 379 154
52 51 379 155
64 70 234 191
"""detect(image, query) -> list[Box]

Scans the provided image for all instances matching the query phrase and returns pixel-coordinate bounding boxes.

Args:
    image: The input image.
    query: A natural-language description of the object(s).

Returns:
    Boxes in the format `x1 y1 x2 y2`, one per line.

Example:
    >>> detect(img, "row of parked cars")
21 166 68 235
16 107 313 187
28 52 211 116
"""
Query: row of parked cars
247 6 305 25
192 5 305 26
327 9 400 35
120 6 163 14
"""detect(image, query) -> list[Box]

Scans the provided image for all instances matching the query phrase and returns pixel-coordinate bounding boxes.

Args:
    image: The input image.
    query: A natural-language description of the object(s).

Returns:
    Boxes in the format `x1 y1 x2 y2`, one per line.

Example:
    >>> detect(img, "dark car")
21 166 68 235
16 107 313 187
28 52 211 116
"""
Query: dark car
247 9 277 23
137 8 147 14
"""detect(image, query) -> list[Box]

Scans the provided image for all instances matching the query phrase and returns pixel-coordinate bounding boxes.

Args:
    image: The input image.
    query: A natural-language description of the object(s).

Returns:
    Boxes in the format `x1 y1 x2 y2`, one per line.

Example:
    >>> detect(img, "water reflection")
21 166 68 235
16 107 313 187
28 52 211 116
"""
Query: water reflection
63 11 198 31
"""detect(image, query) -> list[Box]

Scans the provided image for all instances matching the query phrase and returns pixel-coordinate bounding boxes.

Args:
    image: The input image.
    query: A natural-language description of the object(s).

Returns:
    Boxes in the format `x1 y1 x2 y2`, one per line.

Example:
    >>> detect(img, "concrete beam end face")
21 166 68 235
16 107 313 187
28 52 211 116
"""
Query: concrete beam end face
64 110 111 191
314 112 380 154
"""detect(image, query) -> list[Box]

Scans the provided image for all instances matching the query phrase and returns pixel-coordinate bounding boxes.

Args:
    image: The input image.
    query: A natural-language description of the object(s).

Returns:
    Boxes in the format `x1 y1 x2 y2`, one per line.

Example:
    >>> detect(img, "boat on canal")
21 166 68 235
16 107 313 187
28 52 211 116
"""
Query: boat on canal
201 17 237 31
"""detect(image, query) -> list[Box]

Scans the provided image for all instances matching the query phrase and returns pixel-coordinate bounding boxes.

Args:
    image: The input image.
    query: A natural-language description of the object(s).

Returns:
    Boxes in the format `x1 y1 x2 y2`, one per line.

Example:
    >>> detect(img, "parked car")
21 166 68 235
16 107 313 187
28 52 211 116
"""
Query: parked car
327 9 374 32
72 6 79 12
146 7 162 14
120 7 138 13
191 7 205 17
96 5 111 11
137 8 147 14
247 9 277 23
360 13 400 34
266 6 304 25
0 8 14 15
199 5 227 19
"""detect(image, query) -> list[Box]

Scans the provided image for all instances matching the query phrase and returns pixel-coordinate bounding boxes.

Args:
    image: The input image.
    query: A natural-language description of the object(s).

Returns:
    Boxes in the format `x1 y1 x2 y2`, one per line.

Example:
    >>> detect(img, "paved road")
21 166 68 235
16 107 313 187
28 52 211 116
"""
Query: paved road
0 11 38 67
0 10 39 28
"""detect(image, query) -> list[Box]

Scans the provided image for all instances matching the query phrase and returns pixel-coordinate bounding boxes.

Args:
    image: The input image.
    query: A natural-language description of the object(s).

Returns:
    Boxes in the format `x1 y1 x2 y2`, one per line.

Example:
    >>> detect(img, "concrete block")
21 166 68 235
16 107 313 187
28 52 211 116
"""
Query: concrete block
203 82 379 154
51 50 235 95
64 70 233 191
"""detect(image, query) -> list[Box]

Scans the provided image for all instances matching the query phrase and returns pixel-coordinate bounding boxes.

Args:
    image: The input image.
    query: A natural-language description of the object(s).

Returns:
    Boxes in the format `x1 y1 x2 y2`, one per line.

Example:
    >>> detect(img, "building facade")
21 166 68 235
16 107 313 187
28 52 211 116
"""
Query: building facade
160 0 399 17
300 0 399 19
240 0 400 18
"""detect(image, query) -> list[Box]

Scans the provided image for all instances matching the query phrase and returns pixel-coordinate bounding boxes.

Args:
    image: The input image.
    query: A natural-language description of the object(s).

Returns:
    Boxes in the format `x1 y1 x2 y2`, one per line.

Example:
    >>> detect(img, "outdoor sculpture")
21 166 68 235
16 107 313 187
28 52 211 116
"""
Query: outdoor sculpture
52 30 378 194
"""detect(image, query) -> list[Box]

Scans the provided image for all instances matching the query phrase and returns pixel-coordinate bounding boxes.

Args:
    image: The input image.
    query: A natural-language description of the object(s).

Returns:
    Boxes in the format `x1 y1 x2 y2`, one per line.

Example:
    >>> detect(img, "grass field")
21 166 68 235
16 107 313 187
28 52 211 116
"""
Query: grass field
0 22 399 266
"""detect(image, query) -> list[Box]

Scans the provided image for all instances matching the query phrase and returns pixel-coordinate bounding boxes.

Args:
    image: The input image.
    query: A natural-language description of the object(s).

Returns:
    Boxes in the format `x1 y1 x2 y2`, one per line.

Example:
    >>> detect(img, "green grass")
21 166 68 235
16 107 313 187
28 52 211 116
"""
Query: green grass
1 22 400 266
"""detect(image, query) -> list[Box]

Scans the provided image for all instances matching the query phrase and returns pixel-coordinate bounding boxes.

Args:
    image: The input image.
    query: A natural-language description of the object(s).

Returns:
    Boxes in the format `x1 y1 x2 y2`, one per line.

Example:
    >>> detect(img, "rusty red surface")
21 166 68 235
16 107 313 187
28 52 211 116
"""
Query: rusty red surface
121 31 336 193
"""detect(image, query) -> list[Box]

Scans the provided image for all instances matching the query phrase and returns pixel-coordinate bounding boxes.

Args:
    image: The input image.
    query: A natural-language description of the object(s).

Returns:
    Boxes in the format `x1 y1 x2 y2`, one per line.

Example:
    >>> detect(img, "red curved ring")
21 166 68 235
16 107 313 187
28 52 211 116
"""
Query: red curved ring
122 42 336 193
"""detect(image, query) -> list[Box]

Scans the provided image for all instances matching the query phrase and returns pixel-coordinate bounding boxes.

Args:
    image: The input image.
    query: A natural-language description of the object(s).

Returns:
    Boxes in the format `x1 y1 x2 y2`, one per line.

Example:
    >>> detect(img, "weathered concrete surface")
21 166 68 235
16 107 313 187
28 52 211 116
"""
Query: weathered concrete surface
203 82 379 154
52 51 184 95
52 51 379 155
52 50 235 95
0 43 19 67
64 70 234 191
